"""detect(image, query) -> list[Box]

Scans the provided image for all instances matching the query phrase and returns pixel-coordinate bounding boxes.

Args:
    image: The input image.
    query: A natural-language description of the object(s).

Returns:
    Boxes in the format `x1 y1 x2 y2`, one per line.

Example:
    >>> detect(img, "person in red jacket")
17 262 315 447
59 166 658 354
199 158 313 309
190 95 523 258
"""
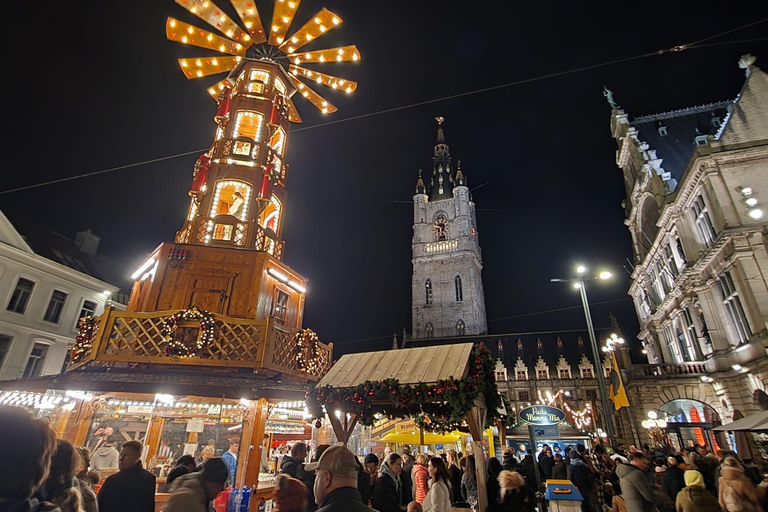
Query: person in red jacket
412 454 429 504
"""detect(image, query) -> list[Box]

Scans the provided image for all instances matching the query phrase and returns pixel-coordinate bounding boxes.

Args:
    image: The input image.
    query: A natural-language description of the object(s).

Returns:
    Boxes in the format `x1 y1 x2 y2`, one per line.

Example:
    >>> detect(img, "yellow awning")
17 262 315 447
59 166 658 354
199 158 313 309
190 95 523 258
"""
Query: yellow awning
381 431 462 444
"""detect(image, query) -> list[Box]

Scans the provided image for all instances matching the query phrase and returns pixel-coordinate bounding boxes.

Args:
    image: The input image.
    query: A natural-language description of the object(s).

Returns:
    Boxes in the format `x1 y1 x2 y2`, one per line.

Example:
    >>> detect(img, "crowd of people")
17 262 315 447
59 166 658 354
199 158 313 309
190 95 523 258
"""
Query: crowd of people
6 405 768 512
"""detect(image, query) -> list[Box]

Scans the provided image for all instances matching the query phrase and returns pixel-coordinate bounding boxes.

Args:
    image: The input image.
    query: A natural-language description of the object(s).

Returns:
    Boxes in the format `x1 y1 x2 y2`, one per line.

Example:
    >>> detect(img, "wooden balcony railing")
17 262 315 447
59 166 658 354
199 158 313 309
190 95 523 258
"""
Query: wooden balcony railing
69 307 331 381
629 363 707 378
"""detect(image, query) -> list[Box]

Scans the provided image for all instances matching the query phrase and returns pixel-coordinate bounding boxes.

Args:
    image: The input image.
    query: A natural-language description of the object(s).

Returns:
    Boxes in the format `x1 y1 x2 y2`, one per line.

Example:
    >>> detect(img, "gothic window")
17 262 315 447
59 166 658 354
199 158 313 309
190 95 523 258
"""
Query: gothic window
433 212 447 241
663 324 682 363
516 370 526 380
537 368 548 379
518 390 529 401
582 368 593 378
656 259 673 294
664 243 679 279
210 181 252 221
691 194 716 247
233 110 265 142
425 279 433 305
425 323 434 339
678 311 700 361
559 368 570 379
454 275 463 302
456 319 466 336
718 270 752 344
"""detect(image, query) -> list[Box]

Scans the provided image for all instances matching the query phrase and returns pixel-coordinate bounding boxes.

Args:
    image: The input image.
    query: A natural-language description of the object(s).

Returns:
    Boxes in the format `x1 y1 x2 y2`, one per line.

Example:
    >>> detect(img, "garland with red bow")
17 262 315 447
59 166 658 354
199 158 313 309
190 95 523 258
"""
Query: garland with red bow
307 343 501 433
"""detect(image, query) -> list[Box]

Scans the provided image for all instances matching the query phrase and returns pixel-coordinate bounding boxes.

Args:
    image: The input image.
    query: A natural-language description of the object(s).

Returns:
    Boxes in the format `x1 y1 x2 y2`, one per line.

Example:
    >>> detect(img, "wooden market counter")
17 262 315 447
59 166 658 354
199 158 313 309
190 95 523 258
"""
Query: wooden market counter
153 486 275 512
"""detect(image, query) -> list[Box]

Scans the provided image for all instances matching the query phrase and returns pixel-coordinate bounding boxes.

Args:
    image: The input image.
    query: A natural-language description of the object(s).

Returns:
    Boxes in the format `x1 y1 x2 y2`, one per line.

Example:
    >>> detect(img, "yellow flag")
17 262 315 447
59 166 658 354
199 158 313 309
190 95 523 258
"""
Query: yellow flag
608 351 629 410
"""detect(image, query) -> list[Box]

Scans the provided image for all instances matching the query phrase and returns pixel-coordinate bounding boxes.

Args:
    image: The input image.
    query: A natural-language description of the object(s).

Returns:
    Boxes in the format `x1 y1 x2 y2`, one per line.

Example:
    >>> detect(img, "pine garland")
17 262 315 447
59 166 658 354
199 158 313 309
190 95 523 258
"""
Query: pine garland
161 306 216 357
71 315 96 364
307 343 502 433
295 329 321 373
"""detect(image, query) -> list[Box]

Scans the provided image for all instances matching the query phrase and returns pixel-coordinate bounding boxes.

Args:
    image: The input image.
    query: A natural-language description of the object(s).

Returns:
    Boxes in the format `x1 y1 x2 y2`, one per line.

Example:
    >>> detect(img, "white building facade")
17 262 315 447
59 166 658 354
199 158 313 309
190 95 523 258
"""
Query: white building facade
611 56 768 450
411 118 487 339
0 212 120 381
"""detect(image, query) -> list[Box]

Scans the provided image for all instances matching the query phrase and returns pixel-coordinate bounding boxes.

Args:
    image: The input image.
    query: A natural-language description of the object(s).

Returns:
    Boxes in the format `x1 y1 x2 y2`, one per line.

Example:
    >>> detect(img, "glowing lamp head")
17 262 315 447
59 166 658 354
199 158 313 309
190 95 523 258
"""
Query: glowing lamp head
745 197 758 206
576 265 586 274
599 271 612 280
647 410 657 420
573 282 582 290
748 208 763 220
741 187 753 196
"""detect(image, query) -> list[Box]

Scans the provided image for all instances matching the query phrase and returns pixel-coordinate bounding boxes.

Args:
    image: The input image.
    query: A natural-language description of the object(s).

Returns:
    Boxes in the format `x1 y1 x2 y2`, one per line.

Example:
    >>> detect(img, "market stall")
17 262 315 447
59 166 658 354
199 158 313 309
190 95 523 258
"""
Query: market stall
307 342 502 512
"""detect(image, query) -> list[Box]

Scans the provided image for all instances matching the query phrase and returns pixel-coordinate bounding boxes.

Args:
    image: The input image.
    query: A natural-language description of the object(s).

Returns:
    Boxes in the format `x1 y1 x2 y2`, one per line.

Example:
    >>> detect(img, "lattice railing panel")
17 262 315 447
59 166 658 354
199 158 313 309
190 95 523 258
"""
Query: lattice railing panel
205 320 263 361
270 326 297 371
107 316 166 357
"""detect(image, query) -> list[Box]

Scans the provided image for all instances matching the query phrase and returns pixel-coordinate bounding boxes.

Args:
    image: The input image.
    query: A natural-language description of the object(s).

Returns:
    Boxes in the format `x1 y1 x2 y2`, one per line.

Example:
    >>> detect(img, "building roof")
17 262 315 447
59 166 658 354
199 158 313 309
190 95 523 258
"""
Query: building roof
317 342 473 388
630 101 731 185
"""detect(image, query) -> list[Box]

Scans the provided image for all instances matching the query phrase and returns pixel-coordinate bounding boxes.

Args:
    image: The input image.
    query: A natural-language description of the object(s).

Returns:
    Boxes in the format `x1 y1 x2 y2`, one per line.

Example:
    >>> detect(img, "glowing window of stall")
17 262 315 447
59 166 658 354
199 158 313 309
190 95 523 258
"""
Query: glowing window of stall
210 180 252 221
187 199 198 221
233 111 264 142
269 127 286 157
259 195 282 233
274 78 287 95
248 69 270 94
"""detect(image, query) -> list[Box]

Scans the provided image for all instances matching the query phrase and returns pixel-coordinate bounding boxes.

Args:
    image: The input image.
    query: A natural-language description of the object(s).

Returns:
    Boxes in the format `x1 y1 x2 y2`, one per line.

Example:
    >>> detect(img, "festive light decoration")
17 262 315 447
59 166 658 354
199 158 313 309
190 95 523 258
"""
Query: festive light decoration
71 316 96 364
307 344 503 433
161 306 216 357
563 401 593 429
295 329 321 373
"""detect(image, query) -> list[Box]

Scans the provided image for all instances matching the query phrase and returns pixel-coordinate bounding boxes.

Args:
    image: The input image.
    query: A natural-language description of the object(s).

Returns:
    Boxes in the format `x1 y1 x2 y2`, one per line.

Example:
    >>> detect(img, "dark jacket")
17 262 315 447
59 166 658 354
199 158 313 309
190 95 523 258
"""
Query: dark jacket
552 461 567 480
675 486 723 512
566 458 594 496
518 457 538 494
448 465 463 504
3 499 61 512
496 488 536 512
358 468 372 505
280 455 303 478
461 472 478 501
317 486 375 512
616 464 658 512
373 465 401 512
163 473 209 512
538 453 555 480
97 462 156 512
664 466 686 502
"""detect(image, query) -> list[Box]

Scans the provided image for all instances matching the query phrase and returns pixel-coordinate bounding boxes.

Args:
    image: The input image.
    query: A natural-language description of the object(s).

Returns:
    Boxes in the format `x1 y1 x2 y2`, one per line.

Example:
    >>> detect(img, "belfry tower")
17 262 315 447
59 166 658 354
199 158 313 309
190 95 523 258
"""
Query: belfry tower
411 117 487 339
127 60 307 329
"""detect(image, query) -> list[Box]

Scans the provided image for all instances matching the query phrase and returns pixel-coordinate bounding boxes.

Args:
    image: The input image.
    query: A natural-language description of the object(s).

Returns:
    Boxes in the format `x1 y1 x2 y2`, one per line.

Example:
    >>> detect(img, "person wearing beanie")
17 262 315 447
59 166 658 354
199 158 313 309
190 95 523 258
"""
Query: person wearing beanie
675 470 722 512
164 458 229 512
718 458 760 512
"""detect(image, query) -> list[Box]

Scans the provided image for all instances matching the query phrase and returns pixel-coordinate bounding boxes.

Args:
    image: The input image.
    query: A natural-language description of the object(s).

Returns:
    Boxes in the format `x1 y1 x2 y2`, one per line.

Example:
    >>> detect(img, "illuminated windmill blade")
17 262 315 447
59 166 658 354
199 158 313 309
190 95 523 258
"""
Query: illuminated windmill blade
268 0 302 46
289 45 361 64
288 74 337 114
279 8 342 53
178 56 240 79
175 0 253 47
207 78 233 99
289 65 357 93
286 98 303 123
230 0 267 44
166 18 246 56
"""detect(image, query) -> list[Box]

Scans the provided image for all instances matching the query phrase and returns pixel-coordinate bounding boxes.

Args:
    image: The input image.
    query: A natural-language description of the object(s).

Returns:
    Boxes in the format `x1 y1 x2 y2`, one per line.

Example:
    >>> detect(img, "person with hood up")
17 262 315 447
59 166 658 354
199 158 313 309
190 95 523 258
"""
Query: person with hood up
566 450 594 512
373 453 404 512
675 469 722 512
616 452 658 512
718 457 761 512
664 456 686 504
164 458 229 512
91 437 119 471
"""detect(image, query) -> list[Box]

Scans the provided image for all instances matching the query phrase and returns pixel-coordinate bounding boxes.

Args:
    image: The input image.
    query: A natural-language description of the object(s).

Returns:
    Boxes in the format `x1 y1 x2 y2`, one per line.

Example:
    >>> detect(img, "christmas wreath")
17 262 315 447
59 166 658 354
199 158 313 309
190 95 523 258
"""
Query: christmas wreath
161 306 216 357
307 343 502 433
295 329 321 373
71 315 96 364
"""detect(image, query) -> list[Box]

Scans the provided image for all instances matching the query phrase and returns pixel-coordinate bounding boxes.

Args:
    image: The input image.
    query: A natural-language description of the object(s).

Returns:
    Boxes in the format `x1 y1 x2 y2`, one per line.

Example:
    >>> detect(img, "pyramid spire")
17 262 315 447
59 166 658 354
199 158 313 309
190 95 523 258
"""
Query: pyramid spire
436 116 445 142
429 116 454 201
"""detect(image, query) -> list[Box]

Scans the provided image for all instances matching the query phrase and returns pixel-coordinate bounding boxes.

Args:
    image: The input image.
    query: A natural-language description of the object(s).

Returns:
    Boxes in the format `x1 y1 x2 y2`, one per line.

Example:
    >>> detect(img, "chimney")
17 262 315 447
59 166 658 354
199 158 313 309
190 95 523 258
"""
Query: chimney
75 229 101 257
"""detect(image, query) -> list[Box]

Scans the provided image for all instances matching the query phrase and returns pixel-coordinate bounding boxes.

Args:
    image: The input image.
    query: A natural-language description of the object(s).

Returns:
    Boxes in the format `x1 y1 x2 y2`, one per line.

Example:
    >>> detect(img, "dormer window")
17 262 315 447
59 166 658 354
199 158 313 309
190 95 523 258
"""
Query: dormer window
694 135 709 146
657 123 668 136
712 117 722 128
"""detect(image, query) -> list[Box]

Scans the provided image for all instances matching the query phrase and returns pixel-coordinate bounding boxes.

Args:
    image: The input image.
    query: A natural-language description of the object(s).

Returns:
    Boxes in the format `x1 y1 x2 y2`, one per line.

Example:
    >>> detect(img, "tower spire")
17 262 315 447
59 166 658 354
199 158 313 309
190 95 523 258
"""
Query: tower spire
429 116 454 201
436 116 445 143
415 169 426 195
455 160 466 186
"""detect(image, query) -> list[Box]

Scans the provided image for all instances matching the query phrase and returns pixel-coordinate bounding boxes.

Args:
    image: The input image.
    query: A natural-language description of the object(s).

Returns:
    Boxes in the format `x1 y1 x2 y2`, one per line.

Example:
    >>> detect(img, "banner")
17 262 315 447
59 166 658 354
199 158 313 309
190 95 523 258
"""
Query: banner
609 351 630 410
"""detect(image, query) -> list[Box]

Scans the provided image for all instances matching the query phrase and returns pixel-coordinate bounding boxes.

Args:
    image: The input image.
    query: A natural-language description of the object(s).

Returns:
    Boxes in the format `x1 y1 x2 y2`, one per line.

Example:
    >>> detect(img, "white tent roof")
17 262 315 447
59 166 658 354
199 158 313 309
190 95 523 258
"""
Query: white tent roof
713 410 768 432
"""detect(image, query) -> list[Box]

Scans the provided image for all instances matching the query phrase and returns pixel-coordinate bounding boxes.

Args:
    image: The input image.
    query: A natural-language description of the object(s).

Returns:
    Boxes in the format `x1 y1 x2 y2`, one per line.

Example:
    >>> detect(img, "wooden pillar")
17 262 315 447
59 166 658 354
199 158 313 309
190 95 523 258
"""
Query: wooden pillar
144 416 165 467
71 400 96 447
327 412 359 446
467 400 488 512
497 420 506 447
242 398 269 488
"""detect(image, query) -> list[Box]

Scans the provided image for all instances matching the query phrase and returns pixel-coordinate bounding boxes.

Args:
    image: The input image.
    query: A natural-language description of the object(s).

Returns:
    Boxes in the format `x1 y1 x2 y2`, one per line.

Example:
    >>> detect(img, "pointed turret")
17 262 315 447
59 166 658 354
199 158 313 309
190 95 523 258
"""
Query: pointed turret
455 161 466 187
429 116 454 201
415 169 427 195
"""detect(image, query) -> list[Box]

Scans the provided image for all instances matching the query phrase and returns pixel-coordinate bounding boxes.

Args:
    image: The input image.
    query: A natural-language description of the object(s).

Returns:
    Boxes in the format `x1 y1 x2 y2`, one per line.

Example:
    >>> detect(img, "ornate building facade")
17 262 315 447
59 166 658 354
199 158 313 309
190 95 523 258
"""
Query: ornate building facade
611 55 768 451
411 118 487 339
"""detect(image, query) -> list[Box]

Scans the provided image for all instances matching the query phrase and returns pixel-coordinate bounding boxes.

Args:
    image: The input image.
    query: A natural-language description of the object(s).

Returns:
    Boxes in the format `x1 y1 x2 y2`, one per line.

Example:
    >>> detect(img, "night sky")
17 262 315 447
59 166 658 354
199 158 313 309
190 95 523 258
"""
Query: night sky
4 1 768 361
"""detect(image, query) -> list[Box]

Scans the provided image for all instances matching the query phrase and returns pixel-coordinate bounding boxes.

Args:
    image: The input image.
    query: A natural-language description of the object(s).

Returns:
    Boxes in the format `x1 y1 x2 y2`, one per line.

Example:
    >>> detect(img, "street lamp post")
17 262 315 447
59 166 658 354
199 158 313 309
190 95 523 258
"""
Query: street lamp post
551 265 617 443
641 411 668 446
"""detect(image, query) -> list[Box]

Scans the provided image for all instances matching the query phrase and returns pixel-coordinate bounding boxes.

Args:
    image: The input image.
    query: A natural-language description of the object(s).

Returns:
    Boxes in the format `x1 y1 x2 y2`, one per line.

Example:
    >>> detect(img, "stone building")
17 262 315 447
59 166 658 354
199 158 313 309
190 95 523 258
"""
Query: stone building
411 118 487 339
610 55 768 451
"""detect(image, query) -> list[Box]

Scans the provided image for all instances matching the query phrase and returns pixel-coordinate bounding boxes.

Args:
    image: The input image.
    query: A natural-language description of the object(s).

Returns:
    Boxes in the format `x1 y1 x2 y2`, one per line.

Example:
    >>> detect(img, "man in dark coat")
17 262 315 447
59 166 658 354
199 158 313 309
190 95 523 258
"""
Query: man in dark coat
281 442 308 478
663 456 686 502
308 446 376 512
97 440 156 512
566 450 595 512
538 446 555 481
518 451 538 495
373 453 403 512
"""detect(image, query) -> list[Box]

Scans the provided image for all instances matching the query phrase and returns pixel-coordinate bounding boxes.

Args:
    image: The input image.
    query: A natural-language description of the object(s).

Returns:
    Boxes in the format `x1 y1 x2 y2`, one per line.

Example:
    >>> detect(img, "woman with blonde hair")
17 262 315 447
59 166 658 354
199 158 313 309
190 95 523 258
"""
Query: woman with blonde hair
412 453 430 504
496 470 535 512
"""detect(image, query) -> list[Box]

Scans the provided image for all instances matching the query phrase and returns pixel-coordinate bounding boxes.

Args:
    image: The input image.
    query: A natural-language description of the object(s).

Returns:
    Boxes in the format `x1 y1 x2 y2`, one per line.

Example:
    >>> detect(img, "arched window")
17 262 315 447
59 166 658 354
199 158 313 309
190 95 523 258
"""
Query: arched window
433 212 447 241
210 180 252 220
233 110 265 142
425 279 433 305
247 69 270 94
454 275 463 301
456 319 466 336
259 195 282 234
269 126 287 157
425 323 434 339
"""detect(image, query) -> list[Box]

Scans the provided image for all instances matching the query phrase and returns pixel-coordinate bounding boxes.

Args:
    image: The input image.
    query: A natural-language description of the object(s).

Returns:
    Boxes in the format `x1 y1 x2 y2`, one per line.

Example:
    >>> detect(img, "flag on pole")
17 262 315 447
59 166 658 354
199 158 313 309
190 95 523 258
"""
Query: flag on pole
608 351 630 410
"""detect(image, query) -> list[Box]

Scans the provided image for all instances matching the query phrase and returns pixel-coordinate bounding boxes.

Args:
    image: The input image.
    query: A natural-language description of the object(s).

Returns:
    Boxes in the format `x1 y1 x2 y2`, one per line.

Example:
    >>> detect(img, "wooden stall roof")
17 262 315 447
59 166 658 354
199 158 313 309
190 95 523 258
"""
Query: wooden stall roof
317 343 474 389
